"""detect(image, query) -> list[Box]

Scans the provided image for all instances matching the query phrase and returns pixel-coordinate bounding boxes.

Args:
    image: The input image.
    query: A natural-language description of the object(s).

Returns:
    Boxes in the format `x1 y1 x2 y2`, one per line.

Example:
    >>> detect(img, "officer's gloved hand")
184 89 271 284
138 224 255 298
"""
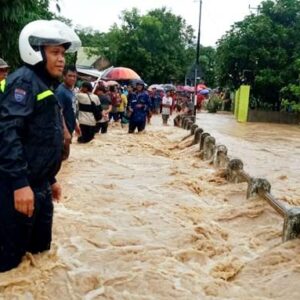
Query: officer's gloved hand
14 186 35 217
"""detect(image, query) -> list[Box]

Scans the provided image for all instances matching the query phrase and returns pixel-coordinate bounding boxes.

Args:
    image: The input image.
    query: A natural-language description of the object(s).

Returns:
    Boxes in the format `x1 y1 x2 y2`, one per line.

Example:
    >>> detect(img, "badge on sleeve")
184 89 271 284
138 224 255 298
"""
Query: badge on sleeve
14 88 27 105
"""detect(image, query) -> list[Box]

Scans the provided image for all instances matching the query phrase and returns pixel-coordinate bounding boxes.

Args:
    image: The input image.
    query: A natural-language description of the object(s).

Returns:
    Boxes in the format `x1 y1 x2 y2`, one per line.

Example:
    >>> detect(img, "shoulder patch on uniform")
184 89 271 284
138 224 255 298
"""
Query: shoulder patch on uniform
14 88 27 104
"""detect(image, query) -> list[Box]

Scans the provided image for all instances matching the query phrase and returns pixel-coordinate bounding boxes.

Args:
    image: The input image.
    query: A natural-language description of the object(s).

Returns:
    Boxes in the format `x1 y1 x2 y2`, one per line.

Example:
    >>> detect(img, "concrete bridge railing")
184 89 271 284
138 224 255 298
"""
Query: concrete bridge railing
174 114 300 242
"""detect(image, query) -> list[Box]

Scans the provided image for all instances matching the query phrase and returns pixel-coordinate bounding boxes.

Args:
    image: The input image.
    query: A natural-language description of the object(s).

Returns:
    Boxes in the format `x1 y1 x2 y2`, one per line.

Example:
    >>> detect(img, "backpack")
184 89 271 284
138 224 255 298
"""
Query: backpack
91 101 103 121
88 94 103 121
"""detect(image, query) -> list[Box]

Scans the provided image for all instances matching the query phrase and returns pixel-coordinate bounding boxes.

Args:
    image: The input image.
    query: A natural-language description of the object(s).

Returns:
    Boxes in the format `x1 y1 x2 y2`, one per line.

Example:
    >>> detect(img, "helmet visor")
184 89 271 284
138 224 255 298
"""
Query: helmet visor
29 36 71 48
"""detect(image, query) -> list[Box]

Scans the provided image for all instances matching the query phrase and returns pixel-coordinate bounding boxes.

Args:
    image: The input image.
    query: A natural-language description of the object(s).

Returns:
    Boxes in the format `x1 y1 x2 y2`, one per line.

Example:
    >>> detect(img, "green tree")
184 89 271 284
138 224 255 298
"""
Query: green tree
185 46 216 87
76 27 105 48
82 7 196 84
0 0 55 68
199 46 216 87
216 0 300 110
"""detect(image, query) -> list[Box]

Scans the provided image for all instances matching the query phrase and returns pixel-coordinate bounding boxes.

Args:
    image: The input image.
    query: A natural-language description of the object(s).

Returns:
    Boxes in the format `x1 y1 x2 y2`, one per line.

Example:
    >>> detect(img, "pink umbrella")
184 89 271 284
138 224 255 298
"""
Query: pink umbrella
96 80 107 86
106 80 119 87
183 86 195 92
176 86 194 92
176 85 185 92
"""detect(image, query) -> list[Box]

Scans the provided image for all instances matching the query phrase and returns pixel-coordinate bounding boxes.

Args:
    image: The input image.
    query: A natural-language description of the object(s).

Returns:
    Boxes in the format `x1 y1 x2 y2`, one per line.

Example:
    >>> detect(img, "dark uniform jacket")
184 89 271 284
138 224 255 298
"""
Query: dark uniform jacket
130 91 150 123
0 65 63 190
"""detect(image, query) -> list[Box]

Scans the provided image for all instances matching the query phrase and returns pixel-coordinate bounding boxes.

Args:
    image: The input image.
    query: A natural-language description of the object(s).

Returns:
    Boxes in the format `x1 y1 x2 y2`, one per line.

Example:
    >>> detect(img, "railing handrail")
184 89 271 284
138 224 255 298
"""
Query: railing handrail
175 114 300 242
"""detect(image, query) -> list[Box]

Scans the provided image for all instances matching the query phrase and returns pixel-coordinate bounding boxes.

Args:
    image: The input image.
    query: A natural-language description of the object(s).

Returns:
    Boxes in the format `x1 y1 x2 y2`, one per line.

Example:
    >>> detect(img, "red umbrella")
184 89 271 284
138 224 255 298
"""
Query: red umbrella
101 67 141 81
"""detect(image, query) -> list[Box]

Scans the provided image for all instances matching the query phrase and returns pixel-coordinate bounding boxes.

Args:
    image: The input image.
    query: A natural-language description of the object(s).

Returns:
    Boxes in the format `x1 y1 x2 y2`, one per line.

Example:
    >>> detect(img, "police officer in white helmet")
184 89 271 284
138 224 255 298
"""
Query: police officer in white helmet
0 20 81 272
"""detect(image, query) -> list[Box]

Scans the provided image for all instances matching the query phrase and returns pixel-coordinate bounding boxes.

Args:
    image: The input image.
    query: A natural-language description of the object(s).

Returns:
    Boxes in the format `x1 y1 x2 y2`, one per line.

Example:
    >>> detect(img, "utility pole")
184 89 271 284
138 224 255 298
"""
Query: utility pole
194 0 203 117
196 0 202 68
249 4 261 16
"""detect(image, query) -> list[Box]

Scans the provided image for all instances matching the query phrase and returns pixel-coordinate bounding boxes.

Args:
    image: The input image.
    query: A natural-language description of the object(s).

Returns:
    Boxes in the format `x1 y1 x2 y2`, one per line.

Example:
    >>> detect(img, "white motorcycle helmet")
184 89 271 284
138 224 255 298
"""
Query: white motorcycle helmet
19 20 81 65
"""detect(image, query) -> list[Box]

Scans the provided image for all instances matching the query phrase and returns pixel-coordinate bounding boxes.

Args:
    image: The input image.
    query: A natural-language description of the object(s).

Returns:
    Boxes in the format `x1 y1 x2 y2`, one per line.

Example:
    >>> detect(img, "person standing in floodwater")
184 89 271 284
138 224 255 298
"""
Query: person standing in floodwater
0 19 81 272
128 80 151 133
161 89 173 125
94 85 112 134
55 65 81 160
76 81 101 143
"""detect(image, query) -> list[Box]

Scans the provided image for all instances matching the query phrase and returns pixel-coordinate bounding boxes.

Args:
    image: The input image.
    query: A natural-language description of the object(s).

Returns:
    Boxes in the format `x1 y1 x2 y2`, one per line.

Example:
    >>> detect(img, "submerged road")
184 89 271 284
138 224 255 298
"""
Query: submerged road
0 114 299 299
196 112 300 201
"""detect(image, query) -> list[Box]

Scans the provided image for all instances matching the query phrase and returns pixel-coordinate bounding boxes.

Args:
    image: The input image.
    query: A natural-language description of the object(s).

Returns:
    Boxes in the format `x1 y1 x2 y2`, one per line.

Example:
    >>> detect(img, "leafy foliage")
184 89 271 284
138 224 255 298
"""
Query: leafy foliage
216 0 300 110
0 0 55 68
1 2 215 86
198 46 216 87
205 94 222 113
76 8 209 85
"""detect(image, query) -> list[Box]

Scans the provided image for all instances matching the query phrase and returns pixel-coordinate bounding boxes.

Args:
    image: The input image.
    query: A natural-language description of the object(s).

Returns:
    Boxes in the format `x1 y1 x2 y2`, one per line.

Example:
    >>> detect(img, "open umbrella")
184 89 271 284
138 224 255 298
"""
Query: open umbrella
199 88 210 95
106 80 119 87
176 85 194 93
163 84 176 91
148 84 165 91
101 67 141 81
91 66 114 93
91 80 107 89
129 79 146 88
183 85 195 93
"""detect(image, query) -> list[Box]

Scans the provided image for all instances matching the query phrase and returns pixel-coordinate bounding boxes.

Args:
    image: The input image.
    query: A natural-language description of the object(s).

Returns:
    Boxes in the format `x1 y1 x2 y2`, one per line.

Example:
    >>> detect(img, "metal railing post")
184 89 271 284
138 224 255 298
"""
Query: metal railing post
175 119 300 242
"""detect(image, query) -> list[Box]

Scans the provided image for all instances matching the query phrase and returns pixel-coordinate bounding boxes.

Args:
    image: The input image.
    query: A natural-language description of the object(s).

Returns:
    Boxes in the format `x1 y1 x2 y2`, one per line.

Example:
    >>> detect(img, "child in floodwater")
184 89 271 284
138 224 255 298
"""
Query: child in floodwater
161 89 173 125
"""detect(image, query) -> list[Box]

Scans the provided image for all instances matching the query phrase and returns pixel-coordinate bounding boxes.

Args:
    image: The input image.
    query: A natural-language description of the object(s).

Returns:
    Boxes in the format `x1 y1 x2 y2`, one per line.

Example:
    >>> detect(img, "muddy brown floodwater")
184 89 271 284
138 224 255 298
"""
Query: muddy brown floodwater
0 113 300 299
196 112 300 204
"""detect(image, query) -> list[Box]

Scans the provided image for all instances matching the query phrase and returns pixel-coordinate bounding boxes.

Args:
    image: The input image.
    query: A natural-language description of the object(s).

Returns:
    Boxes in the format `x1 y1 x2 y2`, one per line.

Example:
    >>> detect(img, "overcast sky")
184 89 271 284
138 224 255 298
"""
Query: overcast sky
51 0 263 46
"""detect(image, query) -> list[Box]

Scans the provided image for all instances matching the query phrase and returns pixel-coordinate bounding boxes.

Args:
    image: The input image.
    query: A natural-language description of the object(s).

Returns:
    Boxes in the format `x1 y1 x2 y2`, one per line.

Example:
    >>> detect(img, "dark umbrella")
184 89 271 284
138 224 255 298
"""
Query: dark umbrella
199 88 210 95
163 84 176 91
129 79 146 87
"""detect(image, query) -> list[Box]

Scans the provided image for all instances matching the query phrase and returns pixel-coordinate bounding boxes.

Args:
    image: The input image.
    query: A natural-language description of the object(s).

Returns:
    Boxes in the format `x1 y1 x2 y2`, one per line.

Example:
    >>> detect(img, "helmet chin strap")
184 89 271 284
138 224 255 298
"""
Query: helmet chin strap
30 46 56 83
40 46 47 65
31 45 47 67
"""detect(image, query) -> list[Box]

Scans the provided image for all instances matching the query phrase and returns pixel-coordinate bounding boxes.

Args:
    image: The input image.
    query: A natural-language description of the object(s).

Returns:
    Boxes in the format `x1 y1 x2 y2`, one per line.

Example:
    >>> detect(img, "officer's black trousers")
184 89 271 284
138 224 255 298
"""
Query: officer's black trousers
0 180 53 272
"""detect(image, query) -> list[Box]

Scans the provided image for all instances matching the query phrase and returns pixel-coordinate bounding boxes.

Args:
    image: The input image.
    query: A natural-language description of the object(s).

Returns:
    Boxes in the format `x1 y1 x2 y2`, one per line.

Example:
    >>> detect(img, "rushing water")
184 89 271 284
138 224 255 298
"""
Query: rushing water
195 112 300 204
0 114 300 299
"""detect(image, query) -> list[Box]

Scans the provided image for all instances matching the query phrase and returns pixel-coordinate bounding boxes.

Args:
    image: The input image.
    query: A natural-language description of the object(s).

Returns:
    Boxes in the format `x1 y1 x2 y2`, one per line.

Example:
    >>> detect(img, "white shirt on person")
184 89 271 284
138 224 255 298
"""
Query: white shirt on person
161 96 173 115
76 92 100 126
